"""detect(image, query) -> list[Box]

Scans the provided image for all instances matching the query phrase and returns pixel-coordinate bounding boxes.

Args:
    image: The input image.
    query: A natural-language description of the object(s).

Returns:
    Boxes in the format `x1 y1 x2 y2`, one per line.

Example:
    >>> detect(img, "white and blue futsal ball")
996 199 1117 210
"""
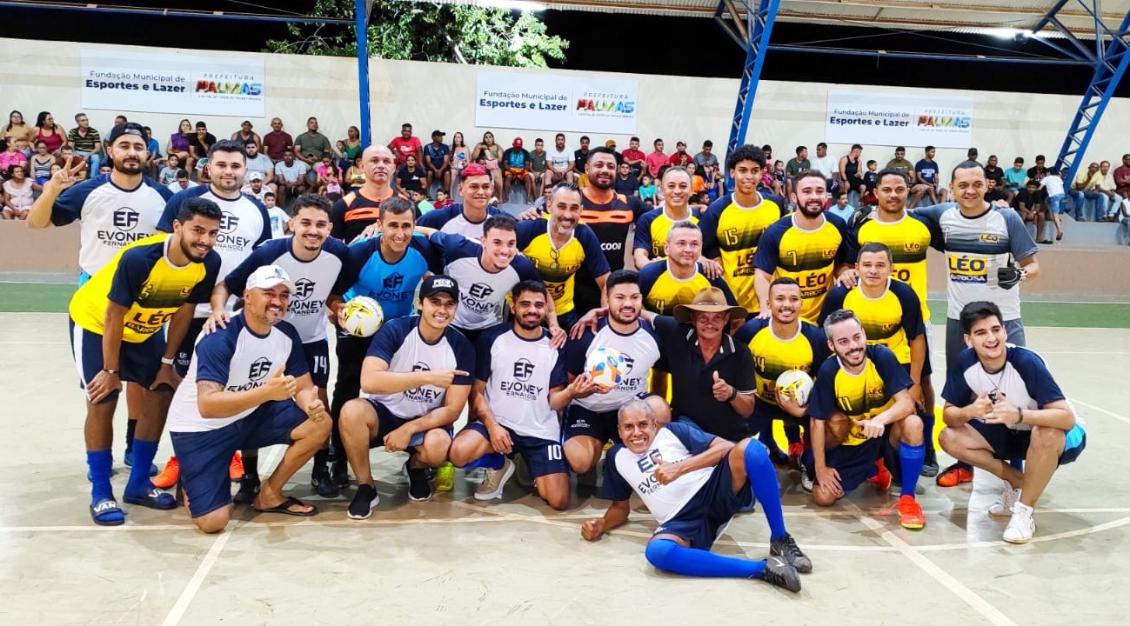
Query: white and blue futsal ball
585 346 626 391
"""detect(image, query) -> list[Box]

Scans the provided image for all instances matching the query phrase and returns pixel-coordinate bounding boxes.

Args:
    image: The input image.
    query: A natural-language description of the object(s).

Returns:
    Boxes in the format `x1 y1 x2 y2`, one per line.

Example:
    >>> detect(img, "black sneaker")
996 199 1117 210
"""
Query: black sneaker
348 483 380 520
406 461 433 502
331 459 351 488
921 446 940 477
762 556 801 593
311 463 339 498
770 533 813 573
232 476 260 505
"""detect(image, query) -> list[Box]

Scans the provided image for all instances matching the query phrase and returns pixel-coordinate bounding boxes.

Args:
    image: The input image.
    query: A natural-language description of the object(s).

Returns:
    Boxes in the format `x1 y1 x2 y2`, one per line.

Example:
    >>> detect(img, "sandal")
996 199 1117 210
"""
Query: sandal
253 496 317 517
124 488 178 510
90 498 126 526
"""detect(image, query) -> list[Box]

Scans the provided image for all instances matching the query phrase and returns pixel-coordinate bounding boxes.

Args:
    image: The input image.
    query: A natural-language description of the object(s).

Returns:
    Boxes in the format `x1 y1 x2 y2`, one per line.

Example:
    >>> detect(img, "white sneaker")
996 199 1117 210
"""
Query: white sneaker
989 485 1021 517
474 458 515 501
800 471 814 493
1003 502 1035 544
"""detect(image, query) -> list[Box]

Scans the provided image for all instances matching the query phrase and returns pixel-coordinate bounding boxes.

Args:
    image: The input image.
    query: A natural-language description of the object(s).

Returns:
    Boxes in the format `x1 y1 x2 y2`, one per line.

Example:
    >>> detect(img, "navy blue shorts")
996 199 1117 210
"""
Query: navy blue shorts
563 405 620 444
454 326 483 347
824 437 887 493
171 400 307 518
464 421 568 478
969 420 1087 466
366 398 452 449
655 460 753 549
303 339 330 388
556 310 578 332
69 318 165 402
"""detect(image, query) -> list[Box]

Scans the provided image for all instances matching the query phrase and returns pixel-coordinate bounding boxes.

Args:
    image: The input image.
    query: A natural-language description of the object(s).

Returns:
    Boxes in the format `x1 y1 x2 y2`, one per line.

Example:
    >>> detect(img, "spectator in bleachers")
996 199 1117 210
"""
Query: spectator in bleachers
243 140 275 192
450 131 471 190
4 110 35 154
29 140 54 185
860 159 879 206
434 189 453 209
422 129 451 194
502 137 532 200
826 191 855 223
967 147 980 164
1027 154 1048 181
1096 160 1120 221
983 177 1008 204
785 145 810 191
573 136 592 180
342 126 363 163
528 138 548 197
838 144 864 204
159 154 181 186
166 118 194 172
1014 179 1050 244
646 138 668 179
983 155 1004 186
909 146 940 206
167 168 196 193
0 139 30 177
274 147 309 206
761 144 774 163
1003 157 1027 199
315 154 342 197
694 140 718 173
885 146 913 177
67 113 104 173
2 164 36 219
771 160 786 197
669 141 693 167
142 126 162 179
388 122 423 167
230 120 262 152
294 117 332 181
246 172 268 202
809 142 836 193
472 131 503 196
1071 162 1108 221
33 111 66 154
622 136 646 181
262 117 292 163
1040 167 1066 231
188 122 216 178
344 153 366 192
703 162 723 201
55 144 88 180
614 160 640 197
395 154 426 195
639 173 657 208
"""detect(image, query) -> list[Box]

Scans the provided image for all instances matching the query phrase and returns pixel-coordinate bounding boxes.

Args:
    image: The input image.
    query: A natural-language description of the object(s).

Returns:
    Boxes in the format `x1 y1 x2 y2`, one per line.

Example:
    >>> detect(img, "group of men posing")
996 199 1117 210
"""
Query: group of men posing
29 124 1086 593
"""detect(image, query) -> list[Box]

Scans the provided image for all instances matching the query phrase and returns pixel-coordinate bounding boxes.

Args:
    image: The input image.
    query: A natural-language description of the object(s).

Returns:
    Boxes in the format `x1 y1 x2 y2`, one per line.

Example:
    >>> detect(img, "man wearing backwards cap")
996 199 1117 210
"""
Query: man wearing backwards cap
501 137 533 201
167 264 332 533
338 274 475 519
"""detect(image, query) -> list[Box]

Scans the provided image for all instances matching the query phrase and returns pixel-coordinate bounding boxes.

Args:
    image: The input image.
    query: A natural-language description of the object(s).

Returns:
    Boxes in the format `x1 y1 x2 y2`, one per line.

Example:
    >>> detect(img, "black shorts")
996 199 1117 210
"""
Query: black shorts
563 404 619 444
303 339 330 388
969 420 1087 466
655 460 753 549
824 437 887 493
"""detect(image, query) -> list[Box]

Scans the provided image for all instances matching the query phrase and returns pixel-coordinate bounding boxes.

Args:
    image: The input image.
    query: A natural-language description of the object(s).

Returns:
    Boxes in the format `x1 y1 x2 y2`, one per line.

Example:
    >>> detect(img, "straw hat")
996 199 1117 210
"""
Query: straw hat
673 287 748 324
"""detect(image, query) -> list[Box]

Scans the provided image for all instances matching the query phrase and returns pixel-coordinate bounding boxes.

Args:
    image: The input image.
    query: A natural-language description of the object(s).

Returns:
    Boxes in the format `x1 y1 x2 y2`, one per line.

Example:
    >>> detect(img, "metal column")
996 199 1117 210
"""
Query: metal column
724 0 781 159
1048 5 1130 185
356 0 373 146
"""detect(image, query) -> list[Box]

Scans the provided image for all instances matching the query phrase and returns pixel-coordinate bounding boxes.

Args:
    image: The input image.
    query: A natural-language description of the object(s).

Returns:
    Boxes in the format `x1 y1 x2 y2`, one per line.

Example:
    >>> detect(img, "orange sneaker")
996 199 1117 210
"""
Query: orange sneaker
229 452 245 481
787 441 804 469
867 459 892 492
897 495 925 529
152 456 180 489
935 463 974 488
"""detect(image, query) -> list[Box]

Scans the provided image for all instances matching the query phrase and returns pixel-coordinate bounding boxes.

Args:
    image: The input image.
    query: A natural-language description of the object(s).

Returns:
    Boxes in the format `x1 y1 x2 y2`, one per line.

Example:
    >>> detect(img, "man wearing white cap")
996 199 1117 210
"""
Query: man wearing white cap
167 264 332 533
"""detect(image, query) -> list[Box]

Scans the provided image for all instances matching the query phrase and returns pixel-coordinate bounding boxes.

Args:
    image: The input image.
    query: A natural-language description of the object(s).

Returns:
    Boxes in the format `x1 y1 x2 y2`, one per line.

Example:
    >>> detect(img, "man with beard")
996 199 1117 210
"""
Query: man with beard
638 221 736 315
152 139 271 492
809 310 926 530
330 146 404 243
326 197 435 488
734 278 828 486
582 399 809 590
563 270 663 476
847 169 939 475
68 197 222 524
338 276 474 518
167 265 332 532
28 123 174 473
516 183 610 329
915 161 1040 488
573 147 646 316
417 163 505 239
202 194 351 497
754 171 850 323
448 281 594 509
700 145 788 317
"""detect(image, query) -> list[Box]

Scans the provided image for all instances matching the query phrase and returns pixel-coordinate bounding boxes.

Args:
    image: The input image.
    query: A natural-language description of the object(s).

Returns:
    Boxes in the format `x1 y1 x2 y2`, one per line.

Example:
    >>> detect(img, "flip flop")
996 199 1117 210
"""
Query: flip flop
253 496 317 517
90 498 126 526
124 488 178 510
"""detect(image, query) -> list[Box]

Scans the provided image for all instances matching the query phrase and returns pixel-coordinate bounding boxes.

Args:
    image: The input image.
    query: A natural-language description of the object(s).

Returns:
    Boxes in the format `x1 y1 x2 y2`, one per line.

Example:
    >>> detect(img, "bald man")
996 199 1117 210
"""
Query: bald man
330 145 405 244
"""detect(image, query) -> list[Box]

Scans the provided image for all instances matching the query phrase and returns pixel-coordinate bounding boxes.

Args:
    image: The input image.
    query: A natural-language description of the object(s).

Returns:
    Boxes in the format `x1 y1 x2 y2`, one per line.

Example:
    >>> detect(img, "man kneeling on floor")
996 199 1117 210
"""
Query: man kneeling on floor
939 301 1086 544
581 399 811 592
168 265 332 533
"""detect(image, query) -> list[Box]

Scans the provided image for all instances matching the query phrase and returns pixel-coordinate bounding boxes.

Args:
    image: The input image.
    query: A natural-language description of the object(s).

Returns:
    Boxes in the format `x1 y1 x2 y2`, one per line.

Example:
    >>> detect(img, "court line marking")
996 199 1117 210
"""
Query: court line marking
1072 398 1130 426
851 506 1019 626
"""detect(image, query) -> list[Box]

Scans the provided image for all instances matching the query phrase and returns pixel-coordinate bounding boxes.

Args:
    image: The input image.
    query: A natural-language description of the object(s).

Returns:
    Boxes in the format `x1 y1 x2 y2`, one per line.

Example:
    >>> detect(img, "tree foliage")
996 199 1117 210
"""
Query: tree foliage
267 0 568 68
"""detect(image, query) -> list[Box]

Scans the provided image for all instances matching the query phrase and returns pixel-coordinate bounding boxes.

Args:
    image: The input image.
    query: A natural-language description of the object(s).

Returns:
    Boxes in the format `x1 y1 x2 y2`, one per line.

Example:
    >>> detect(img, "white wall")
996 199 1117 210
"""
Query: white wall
2 36 1127 183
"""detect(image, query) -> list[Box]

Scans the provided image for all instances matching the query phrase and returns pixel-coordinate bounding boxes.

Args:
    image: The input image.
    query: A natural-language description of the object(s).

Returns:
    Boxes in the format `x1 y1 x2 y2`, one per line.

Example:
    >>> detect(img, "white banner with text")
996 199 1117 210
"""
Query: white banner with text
475 71 638 134
825 90 972 148
81 50 264 118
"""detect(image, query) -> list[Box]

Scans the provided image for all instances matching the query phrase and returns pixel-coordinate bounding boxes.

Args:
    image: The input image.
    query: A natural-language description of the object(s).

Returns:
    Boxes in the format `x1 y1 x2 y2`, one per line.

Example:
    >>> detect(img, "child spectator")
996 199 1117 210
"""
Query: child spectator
433 189 453 209
639 174 657 208
264 192 289 239
159 154 181 186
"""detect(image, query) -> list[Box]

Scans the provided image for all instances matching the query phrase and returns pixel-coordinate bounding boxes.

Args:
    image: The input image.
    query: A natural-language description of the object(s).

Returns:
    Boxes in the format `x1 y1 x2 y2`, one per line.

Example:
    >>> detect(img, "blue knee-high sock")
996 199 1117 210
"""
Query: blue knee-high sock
1009 458 1024 470
784 422 801 445
459 452 505 470
899 443 925 497
743 441 788 540
87 449 114 503
124 439 159 496
645 538 767 579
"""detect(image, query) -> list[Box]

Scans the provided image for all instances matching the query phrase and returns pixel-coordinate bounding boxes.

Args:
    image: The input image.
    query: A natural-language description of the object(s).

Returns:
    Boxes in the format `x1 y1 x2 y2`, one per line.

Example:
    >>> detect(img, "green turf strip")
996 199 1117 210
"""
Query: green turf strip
2 283 1128 328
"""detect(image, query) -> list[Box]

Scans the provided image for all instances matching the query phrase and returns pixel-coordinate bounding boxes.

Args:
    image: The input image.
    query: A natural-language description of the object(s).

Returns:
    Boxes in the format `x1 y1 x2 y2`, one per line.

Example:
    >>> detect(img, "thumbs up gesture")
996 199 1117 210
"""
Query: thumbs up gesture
711 370 734 402
263 366 297 401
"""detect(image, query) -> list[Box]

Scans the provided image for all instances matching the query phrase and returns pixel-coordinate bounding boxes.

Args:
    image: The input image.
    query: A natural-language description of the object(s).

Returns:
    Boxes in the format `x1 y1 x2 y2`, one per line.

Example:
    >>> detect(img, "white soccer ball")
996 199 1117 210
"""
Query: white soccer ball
341 296 384 338
775 369 814 406
585 346 626 391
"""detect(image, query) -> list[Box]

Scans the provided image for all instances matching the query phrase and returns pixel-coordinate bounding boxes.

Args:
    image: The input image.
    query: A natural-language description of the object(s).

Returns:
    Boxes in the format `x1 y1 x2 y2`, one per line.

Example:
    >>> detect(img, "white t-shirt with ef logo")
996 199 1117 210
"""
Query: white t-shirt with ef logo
366 317 475 419
167 315 307 433
477 325 566 441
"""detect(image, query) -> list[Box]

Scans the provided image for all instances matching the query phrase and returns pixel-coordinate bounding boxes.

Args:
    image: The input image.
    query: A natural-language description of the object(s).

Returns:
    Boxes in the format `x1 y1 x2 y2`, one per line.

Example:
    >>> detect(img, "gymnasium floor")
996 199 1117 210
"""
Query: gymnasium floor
2 295 1129 625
